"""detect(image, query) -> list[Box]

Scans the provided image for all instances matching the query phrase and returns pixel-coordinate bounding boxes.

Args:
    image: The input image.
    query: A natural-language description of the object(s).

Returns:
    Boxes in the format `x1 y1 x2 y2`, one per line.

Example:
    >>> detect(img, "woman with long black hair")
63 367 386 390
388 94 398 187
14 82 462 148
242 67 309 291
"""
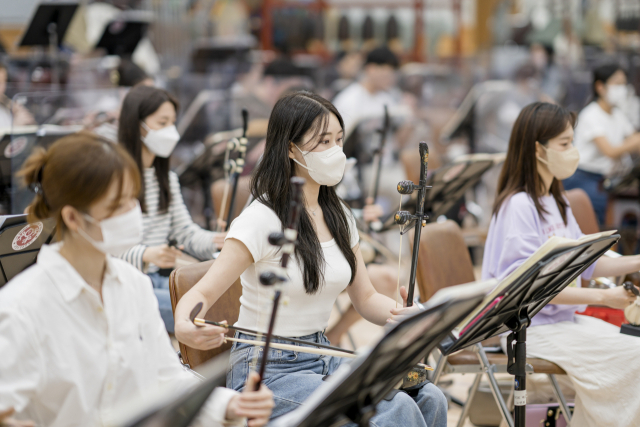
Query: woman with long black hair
484 102 640 426
173 91 447 426
118 85 225 332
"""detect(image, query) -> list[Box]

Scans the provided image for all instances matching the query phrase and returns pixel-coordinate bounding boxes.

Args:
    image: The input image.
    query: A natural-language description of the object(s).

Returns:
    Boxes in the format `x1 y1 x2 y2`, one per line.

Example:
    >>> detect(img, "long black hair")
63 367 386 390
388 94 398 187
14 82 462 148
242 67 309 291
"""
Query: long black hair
251 91 357 294
118 85 178 213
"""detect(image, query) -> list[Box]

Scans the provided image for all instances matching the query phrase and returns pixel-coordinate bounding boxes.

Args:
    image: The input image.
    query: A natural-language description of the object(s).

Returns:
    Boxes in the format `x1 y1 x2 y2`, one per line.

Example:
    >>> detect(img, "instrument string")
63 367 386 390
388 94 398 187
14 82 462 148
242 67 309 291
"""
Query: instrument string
396 194 404 308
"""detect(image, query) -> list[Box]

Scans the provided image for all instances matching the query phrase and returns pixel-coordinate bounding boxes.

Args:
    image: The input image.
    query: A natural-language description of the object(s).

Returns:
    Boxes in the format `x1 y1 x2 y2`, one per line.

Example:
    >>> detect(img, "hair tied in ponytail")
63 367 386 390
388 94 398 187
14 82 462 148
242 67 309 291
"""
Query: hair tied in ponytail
28 165 47 206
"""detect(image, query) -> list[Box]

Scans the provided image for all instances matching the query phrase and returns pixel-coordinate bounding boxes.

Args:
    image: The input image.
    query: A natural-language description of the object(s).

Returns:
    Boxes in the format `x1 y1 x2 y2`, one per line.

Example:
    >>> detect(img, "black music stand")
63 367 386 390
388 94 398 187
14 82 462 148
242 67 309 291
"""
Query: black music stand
436 233 620 427
115 352 229 427
0 215 56 288
377 154 500 231
95 12 152 57
18 2 78 47
270 282 491 427
18 2 78 87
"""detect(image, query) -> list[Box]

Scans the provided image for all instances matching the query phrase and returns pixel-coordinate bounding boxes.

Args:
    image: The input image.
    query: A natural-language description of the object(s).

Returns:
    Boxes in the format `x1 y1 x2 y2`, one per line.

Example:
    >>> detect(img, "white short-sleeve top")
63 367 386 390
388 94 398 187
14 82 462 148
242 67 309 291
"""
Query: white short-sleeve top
225 200 359 337
573 101 635 176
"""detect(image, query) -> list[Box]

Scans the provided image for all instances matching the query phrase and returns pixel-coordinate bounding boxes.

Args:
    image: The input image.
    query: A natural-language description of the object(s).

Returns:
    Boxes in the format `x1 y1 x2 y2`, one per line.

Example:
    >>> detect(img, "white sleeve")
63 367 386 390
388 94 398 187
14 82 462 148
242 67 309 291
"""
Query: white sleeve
225 204 280 262
195 387 242 427
578 110 607 143
0 308 43 415
138 274 241 426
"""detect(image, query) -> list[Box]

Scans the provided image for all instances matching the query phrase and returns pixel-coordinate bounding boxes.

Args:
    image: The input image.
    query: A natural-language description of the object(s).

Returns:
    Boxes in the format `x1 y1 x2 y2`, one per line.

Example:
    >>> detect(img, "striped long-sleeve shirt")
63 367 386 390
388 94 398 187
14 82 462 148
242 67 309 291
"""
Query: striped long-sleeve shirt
120 168 216 273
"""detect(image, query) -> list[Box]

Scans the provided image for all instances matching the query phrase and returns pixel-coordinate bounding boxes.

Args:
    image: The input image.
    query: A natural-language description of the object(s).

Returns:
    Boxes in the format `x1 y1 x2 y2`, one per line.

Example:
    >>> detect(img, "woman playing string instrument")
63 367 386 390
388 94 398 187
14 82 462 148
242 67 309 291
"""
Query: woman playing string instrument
174 91 447 426
0 132 273 427
117 85 226 332
483 102 640 427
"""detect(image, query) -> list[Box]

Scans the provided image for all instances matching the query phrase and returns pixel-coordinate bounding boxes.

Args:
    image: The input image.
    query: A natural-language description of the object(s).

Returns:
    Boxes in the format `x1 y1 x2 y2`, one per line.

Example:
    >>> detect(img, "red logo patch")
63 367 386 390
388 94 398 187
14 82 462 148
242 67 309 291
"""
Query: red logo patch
12 222 44 251
4 136 28 159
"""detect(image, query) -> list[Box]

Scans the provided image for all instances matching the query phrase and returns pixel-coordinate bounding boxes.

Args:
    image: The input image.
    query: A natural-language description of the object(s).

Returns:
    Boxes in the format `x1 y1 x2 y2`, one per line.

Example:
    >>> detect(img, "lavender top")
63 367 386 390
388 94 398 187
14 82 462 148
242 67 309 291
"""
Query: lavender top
482 192 597 327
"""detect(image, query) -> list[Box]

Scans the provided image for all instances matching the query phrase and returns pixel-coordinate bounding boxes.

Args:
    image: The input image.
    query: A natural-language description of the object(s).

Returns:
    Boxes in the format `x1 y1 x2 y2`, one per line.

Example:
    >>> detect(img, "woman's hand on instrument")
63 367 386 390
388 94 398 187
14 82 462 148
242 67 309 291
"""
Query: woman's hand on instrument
0 408 34 427
225 372 274 427
387 286 421 325
213 232 227 250
363 200 384 223
603 285 637 310
174 316 227 350
142 244 182 269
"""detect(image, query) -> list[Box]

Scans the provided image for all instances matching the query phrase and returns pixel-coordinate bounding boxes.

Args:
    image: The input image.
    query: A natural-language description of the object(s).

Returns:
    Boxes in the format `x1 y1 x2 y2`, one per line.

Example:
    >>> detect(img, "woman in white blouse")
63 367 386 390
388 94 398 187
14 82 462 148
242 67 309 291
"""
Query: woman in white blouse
0 132 273 427
173 92 448 426
118 85 226 332
564 64 640 225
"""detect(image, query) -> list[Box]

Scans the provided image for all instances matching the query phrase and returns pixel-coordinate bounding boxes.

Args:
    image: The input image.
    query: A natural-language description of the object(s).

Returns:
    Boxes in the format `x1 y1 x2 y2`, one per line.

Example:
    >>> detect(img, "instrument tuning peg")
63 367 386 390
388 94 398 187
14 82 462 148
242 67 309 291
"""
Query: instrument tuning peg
268 232 288 246
394 211 413 225
397 180 416 194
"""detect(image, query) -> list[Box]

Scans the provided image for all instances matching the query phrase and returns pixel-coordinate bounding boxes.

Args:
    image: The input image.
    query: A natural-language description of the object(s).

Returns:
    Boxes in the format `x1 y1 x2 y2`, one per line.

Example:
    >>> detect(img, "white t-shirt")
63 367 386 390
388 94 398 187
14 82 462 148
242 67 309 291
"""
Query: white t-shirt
332 82 400 139
574 101 635 175
226 201 359 337
0 244 236 427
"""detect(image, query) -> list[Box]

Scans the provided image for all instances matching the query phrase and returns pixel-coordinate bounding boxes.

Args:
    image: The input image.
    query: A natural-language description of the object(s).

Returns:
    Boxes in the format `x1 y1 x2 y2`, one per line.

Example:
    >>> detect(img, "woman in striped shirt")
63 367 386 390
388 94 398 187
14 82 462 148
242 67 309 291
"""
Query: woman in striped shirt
118 85 226 332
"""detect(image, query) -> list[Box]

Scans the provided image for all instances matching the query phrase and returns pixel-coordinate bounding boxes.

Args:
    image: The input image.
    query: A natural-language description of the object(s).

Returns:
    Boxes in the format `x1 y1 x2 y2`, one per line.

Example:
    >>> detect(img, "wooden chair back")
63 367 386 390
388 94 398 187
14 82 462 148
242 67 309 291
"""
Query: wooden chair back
211 176 252 224
410 220 476 302
169 260 242 368
565 188 599 234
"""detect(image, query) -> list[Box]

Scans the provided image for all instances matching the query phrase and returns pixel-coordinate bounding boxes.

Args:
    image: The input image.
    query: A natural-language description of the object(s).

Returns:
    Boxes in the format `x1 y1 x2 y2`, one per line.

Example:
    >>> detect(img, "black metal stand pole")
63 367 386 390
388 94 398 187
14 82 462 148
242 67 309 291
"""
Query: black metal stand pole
513 327 527 427
506 311 530 427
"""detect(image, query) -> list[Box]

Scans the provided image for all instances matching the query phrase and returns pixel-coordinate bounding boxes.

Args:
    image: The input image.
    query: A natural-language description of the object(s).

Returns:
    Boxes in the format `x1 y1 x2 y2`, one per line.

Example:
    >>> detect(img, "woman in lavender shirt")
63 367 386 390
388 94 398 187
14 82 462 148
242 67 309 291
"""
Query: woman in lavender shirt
483 102 640 427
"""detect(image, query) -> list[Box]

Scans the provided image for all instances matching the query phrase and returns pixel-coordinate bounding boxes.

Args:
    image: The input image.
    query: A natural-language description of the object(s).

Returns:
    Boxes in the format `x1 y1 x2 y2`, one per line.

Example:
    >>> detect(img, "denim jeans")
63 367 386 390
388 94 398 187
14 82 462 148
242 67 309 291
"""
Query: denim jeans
147 272 175 333
563 169 606 226
227 331 448 427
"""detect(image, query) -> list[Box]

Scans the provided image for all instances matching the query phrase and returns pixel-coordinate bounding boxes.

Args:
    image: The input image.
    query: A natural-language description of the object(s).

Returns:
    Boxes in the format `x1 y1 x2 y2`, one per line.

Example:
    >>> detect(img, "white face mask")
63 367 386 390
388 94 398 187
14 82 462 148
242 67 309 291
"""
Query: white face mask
606 84 627 108
141 122 180 158
292 144 347 186
77 202 143 256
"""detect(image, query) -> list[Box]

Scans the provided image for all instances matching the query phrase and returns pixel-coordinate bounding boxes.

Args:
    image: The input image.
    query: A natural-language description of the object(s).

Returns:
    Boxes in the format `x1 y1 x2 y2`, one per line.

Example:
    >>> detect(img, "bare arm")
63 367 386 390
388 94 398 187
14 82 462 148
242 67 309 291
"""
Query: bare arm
590 254 640 278
550 286 635 309
346 246 406 325
550 256 640 308
174 238 254 350
592 133 640 159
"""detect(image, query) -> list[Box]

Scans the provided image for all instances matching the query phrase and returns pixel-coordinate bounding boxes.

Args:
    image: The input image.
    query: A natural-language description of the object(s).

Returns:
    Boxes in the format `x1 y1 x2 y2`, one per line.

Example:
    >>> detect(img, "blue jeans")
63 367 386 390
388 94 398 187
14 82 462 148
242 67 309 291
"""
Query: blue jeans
227 332 448 427
563 169 606 226
147 272 175 333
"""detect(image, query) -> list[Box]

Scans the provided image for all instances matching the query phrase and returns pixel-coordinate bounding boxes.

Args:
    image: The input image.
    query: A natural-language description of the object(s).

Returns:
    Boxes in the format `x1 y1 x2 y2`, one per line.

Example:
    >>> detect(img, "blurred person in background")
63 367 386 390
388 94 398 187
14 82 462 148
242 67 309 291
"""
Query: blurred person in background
230 58 309 139
474 63 543 227
332 46 402 139
563 64 640 226
0 62 35 129
116 58 154 88
324 50 364 98
529 42 564 103
118 85 227 333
